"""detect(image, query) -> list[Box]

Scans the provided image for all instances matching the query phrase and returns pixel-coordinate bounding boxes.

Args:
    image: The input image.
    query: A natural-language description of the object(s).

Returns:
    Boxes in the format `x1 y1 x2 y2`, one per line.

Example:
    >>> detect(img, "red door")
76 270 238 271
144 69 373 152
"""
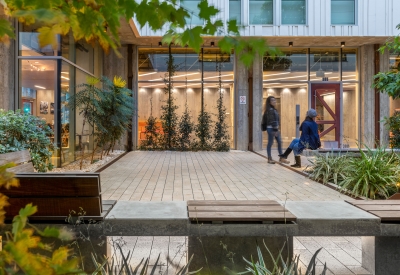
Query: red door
311 83 341 148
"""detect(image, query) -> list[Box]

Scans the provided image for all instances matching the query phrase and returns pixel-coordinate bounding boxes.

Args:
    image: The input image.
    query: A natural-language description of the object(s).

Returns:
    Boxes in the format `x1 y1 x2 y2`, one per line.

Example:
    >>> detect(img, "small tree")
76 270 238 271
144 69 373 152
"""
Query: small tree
140 97 160 150
160 44 179 150
194 107 213 150
213 61 230 151
178 102 194 150
68 77 105 169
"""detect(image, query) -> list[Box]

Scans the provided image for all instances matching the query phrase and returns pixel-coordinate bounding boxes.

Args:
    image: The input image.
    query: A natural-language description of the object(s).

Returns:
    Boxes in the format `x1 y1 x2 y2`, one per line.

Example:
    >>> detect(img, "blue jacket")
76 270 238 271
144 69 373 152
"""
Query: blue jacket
298 117 321 151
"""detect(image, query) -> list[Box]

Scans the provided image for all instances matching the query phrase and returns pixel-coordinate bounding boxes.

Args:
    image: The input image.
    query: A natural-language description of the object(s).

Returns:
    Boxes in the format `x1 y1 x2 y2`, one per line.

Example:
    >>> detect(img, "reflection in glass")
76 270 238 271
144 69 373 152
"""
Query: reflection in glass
181 0 203 25
309 49 340 81
263 49 308 82
249 0 273 25
341 48 358 81
229 0 241 24
281 0 306 25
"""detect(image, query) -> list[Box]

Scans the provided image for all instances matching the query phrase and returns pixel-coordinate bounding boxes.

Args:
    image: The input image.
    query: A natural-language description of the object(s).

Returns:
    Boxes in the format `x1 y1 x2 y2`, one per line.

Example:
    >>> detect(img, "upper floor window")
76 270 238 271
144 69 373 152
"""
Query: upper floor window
281 0 306 25
181 0 203 25
229 0 241 24
249 0 273 25
331 0 355 25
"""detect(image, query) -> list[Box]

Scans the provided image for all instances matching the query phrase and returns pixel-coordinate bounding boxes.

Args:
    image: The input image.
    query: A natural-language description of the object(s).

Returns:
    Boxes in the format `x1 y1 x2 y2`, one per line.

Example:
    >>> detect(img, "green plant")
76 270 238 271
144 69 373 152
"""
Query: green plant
178 103 195 151
384 111 400 148
213 61 230 152
307 153 351 186
160 44 180 150
339 144 400 199
0 109 56 172
97 76 135 157
226 242 326 275
140 98 160 150
193 108 213 151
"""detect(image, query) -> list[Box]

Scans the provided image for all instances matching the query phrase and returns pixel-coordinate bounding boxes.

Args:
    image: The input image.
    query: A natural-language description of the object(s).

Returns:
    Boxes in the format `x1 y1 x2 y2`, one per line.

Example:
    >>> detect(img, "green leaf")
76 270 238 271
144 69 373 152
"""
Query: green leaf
227 19 240 35
197 0 218 20
181 26 203 52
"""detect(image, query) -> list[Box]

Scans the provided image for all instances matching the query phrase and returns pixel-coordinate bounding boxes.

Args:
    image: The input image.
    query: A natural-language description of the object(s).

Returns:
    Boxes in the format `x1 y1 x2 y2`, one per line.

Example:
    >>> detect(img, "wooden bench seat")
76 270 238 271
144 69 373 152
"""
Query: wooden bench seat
345 200 400 222
1 173 115 221
187 200 296 223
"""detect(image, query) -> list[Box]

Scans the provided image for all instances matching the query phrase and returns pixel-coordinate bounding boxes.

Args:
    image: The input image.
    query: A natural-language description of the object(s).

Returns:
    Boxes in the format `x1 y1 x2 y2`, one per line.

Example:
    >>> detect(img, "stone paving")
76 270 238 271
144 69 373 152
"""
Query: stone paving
101 151 370 275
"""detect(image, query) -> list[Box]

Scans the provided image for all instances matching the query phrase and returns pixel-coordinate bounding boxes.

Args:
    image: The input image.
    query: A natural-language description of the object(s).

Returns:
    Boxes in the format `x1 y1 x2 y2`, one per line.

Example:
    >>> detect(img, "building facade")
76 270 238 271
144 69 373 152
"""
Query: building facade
0 0 400 166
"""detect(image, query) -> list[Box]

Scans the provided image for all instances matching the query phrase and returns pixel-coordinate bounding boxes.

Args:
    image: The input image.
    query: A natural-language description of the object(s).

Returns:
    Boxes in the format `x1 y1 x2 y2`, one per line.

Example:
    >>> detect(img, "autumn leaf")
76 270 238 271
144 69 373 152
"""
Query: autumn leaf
37 25 62 49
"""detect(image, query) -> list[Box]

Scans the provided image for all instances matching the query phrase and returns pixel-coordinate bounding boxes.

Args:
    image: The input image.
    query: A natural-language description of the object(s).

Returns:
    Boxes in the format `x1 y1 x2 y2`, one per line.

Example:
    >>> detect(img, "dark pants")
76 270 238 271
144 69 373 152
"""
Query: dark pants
266 128 283 158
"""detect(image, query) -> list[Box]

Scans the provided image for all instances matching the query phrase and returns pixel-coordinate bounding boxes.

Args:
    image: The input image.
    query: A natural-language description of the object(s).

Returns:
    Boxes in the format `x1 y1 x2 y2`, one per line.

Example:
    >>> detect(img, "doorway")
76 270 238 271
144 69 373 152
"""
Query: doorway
310 83 342 148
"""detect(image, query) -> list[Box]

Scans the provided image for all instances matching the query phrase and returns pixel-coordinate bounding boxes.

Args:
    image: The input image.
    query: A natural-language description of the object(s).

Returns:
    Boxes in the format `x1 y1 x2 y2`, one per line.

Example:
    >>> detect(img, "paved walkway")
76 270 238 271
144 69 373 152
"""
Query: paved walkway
101 151 370 275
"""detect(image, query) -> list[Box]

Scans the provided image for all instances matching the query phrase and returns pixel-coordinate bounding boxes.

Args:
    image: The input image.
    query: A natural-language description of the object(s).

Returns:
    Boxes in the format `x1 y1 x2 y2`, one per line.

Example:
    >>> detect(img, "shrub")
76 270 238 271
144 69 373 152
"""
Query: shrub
193 109 213 151
178 103 194 151
339 145 400 199
227 242 327 275
0 110 56 172
307 153 351 186
384 111 400 149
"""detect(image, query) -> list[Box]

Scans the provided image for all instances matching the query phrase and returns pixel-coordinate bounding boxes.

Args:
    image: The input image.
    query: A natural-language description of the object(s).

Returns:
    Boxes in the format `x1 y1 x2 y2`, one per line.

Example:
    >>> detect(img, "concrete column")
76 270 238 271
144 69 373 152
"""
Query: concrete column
0 6 15 111
360 45 375 147
379 50 390 147
362 236 400 275
188 236 293 275
131 45 139 150
252 54 263 152
234 54 249 150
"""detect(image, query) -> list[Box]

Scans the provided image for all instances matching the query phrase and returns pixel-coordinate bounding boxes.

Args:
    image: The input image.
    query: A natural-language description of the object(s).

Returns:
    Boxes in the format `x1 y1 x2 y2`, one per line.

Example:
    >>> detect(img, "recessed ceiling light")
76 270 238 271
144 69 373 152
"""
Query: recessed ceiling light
35 85 46 89
61 76 70 80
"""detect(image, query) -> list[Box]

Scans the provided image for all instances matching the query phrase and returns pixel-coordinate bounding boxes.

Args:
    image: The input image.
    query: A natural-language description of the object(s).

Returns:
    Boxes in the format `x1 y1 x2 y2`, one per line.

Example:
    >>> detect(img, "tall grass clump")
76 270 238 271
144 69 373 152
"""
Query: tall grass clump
307 152 351 185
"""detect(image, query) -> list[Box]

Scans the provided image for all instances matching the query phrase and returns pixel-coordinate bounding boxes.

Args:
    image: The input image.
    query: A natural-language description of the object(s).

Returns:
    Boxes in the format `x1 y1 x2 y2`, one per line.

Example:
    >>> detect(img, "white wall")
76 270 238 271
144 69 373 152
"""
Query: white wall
136 0 400 37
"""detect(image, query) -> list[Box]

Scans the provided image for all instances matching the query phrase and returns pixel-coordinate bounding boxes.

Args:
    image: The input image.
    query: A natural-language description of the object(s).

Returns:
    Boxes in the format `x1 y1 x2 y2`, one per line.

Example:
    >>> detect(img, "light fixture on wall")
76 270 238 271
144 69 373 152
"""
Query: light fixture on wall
158 42 162 47
289 41 293 47
341 41 345 47
211 41 215 47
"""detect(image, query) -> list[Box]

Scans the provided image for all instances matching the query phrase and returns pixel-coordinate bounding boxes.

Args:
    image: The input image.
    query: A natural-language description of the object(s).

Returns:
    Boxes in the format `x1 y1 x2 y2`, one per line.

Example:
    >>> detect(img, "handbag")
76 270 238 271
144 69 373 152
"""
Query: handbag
261 123 267 131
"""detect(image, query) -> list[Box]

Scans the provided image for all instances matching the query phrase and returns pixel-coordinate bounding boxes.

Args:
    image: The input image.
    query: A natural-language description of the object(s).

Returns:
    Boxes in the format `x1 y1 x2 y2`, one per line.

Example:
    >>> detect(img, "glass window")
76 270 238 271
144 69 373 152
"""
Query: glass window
229 0 241 24
341 48 358 81
181 0 203 25
281 0 306 25
249 0 273 25
19 24 58 56
138 47 235 148
309 49 340 81
263 48 308 82
331 0 355 25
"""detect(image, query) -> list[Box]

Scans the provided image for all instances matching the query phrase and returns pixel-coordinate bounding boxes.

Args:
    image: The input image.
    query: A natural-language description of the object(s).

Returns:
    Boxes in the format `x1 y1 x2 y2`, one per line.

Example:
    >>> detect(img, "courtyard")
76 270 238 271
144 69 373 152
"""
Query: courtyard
101 150 370 275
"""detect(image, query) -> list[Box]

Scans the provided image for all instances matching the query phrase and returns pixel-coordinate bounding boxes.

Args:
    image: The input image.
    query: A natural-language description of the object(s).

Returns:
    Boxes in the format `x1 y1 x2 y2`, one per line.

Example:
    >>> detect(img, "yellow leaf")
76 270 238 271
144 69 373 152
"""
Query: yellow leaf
87 76 100 85
37 25 62 49
113 76 126 88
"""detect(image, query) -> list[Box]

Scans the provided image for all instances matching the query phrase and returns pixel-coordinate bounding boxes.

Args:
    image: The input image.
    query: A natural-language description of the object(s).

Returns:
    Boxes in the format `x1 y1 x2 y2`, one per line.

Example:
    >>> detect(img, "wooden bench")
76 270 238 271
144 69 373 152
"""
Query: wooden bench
187 200 296 224
0 173 115 221
0 150 34 173
346 200 400 222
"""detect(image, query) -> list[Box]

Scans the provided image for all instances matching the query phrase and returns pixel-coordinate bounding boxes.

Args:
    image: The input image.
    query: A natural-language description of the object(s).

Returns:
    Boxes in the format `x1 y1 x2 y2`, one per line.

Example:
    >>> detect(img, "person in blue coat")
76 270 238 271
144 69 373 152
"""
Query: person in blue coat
278 108 321 168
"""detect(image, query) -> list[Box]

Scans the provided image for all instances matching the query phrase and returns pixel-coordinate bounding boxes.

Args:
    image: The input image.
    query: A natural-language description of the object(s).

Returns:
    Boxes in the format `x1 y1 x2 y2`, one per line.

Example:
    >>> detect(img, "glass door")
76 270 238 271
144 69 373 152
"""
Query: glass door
311 83 341 148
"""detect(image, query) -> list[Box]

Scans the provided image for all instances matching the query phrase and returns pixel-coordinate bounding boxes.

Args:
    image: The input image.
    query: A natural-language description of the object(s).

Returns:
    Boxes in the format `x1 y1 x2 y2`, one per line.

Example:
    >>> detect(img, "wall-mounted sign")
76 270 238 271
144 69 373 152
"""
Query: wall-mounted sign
239 96 246 104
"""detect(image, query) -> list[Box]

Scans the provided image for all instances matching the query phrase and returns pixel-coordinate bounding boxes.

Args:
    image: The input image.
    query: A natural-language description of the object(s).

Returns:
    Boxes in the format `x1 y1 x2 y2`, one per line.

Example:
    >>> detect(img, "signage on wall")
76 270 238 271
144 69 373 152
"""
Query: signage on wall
239 96 246 104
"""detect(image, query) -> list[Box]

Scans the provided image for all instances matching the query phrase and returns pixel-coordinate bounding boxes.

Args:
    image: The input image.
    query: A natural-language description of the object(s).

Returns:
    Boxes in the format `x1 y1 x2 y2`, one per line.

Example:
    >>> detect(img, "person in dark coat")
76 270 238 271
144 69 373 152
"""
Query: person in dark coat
261 96 290 164
278 108 321 168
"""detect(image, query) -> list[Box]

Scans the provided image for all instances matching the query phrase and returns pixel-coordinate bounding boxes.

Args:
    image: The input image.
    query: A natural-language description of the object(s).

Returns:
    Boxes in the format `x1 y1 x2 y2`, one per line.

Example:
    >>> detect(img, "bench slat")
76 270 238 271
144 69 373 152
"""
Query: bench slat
1 174 100 197
0 150 31 165
5 197 102 217
369 211 400 221
356 205 400 211
7 163 35 173
188 206 288 212
189 211 296 221
346 200 400 205
187 200 281 206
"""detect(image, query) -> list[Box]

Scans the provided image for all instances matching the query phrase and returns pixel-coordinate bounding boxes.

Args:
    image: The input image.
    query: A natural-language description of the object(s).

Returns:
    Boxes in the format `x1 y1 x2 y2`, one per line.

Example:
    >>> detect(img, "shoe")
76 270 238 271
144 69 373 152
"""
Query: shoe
290 156 301 168
268 157 275 164
279 157 290 164
278 148 293 159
